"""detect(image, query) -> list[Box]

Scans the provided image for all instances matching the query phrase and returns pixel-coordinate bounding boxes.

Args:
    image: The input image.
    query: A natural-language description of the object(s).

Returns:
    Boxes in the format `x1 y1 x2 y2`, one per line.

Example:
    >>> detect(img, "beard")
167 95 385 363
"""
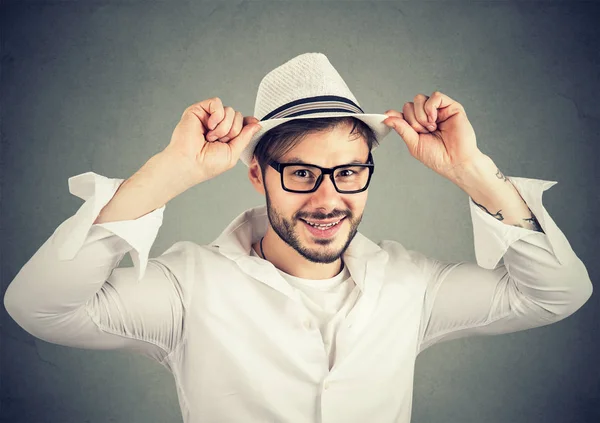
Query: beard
264 185 362 264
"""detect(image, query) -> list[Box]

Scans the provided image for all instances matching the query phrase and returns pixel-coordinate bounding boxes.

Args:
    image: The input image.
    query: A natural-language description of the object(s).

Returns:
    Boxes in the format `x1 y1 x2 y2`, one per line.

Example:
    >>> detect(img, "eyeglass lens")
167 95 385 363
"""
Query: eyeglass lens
283 165 370 192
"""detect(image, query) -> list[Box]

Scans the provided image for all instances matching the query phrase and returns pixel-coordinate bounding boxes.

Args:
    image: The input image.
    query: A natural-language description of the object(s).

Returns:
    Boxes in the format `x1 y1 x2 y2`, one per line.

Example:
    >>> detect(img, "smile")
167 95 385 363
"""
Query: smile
300 217 346 238
303 219 343 228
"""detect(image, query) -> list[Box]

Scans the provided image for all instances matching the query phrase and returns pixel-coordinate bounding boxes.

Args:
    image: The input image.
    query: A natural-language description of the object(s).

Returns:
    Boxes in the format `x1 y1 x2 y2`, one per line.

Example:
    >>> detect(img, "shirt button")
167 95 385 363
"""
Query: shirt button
323 381 330 390
303 319 313 329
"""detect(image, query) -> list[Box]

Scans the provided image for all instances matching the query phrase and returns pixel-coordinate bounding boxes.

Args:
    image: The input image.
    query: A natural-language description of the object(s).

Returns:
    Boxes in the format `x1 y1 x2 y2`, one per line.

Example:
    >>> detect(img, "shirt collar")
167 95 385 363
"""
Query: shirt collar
210 205 389 299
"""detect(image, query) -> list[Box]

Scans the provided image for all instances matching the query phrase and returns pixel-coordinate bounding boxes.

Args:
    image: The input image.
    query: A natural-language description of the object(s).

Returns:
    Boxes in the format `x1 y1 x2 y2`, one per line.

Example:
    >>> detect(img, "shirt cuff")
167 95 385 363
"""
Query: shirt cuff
54 171 165 281
470 176 572 269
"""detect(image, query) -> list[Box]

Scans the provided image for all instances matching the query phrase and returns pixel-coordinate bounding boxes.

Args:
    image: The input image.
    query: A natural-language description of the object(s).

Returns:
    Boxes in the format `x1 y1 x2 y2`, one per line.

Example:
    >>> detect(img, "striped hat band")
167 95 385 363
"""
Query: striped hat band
260 95 364 121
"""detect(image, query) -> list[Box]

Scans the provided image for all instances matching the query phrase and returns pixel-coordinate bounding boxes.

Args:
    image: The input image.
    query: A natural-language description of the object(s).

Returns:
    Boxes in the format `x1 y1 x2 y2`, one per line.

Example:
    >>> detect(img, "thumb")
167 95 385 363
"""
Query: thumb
390 118 419 156
229 123 262 160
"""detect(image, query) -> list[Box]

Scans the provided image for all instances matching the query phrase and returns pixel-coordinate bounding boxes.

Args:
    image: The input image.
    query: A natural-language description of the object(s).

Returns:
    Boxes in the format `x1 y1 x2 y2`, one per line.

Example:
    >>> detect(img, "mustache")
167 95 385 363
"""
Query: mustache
296 210 351 221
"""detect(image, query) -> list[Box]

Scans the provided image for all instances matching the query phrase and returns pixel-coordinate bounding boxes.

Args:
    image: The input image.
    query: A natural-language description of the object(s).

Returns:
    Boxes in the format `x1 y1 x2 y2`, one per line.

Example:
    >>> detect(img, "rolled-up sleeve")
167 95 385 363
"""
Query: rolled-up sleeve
57 171 165 281
418 177 593 353
3 172 188 365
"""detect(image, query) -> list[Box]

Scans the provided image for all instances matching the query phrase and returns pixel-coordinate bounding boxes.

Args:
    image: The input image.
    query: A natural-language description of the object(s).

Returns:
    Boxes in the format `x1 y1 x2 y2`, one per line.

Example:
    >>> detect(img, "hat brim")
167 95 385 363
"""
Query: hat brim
239 112 393 166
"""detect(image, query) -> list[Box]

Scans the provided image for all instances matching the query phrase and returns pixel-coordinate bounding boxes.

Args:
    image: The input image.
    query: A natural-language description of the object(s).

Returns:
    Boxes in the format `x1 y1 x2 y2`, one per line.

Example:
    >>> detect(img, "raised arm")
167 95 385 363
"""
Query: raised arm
381 92 592 352
3 169 187 363
416 171 592 352
3 98 262 362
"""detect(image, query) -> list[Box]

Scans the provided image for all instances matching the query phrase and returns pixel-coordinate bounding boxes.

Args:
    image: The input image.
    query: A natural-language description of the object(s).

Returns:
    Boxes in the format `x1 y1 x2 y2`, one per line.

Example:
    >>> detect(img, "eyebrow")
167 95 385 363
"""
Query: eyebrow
283 157 367 166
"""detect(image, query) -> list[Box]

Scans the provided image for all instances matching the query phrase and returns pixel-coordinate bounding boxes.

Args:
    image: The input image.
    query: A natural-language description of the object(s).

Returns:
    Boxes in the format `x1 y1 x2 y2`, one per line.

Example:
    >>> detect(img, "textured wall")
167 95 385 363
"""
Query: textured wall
1 1 598 422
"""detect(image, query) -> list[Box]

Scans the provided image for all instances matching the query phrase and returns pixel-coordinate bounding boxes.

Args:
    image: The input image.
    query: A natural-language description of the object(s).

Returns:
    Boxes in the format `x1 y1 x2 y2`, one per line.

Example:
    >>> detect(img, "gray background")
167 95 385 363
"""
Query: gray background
1 0 599 422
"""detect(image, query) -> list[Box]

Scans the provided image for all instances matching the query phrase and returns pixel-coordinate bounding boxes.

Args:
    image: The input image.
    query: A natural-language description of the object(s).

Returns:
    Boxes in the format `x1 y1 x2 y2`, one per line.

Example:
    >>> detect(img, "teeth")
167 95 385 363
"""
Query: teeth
305 219 341 228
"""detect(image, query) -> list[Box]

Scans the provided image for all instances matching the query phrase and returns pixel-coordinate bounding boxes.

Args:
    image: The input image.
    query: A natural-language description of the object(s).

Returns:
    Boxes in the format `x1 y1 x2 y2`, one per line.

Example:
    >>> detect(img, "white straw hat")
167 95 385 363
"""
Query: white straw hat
239 52 392 166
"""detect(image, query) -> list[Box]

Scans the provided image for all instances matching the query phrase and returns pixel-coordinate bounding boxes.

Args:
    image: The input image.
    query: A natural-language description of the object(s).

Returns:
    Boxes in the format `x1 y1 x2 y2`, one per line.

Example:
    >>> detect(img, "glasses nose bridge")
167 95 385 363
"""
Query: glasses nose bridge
315 167 338 192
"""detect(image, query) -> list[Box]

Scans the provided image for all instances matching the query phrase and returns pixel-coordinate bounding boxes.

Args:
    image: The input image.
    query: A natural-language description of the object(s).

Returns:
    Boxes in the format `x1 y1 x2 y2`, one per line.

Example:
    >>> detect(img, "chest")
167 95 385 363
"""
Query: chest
182 265 425 382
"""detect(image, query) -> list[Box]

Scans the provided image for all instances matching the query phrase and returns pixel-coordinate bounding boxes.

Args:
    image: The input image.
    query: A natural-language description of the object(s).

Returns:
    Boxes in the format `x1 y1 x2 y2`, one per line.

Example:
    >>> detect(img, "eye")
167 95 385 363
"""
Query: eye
338 169 355 177
294 169 315 178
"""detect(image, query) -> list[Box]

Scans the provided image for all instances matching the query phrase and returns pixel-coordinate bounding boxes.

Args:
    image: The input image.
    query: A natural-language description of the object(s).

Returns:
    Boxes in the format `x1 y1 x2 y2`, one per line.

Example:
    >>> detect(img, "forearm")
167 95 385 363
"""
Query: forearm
94 150 197 224
451 153 544 233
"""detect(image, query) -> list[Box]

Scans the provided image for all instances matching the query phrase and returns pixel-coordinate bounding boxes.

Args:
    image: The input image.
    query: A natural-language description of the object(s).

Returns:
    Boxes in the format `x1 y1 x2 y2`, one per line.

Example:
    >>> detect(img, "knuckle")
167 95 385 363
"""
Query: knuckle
452 103 464 114
227 124 243 139
213 126 228 137
183 104 201 118
243 115 256 125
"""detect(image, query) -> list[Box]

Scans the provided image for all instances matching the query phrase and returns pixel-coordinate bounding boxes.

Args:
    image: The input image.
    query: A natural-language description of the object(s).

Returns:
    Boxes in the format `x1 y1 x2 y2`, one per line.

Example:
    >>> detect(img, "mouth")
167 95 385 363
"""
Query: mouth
299 217 346 238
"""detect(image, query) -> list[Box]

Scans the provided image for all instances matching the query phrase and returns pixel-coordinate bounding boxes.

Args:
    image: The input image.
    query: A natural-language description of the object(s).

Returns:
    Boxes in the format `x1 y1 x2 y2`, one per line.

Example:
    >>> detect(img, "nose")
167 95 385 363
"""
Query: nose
308 174 342 210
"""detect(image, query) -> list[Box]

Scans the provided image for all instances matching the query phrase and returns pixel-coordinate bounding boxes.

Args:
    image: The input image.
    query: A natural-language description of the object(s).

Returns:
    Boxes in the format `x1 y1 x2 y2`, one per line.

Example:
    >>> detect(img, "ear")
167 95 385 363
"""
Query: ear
248 156 266 195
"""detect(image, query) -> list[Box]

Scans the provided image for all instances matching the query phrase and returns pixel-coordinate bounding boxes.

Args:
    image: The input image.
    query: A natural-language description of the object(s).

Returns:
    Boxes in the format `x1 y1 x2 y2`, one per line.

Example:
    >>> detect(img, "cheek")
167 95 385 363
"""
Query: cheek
269 190 305 215
347 193 368 213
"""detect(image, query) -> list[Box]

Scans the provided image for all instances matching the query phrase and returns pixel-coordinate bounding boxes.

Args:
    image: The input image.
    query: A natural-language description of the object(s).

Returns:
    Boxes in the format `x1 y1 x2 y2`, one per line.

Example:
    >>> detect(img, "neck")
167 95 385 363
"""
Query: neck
254 229 343 280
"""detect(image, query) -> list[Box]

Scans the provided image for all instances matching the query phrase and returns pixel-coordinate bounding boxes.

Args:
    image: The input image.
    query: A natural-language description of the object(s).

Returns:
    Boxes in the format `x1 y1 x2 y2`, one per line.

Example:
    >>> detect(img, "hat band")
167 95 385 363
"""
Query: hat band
260 95 364 121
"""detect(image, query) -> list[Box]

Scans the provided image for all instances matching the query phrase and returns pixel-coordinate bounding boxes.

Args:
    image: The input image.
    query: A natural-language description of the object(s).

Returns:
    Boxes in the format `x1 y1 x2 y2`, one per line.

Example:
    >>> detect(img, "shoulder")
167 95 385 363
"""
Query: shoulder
378 239 432 268
376 238 454 286
152 241 229 270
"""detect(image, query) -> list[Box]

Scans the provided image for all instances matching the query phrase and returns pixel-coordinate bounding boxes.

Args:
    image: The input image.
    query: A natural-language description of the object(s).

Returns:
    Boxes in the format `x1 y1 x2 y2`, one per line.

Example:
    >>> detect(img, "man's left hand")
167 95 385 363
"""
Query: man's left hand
382 91 483 181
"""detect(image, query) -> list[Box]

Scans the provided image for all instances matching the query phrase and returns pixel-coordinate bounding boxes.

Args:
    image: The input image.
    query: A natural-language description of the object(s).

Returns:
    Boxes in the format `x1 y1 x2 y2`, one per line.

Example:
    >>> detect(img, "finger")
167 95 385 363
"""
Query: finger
402 102 429 134
180 105 208 134
228 122 262 160
221 111 244 142
384 109 402 118
433 96 465 123
171 108 208 152
204 97 225 131
206 106 235 141
426 91 460 123
413 94 435 131
382 111 419 156
243 116 261 126
425 92 439 124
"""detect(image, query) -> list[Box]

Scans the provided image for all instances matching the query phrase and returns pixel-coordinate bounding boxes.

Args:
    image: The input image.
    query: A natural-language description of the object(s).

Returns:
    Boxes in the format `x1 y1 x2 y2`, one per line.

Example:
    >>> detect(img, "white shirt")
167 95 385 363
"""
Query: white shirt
3 171 593 423
252 249 358 371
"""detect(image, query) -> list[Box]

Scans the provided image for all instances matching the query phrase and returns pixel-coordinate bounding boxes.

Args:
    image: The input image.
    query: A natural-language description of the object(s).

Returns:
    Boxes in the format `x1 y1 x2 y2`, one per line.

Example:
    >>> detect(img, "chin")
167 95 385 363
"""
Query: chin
298 226 353 263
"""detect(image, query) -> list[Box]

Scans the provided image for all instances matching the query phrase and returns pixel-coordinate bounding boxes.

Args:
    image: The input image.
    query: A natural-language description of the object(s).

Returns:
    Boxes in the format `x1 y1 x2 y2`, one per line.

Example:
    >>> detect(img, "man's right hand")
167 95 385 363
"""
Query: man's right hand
164 97 262 185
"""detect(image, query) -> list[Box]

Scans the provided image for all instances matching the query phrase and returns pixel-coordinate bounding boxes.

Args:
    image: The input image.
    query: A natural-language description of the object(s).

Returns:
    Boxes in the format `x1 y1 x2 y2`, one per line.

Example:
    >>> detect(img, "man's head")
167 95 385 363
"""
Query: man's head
248 117 378 264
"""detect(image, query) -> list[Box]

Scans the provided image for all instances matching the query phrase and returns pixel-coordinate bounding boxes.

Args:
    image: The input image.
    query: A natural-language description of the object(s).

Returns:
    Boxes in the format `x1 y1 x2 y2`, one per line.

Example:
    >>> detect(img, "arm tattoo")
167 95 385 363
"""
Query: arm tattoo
472 199 504 221
496 168 509 182
522 213 544 233
470 168 544 232
472 199 545 233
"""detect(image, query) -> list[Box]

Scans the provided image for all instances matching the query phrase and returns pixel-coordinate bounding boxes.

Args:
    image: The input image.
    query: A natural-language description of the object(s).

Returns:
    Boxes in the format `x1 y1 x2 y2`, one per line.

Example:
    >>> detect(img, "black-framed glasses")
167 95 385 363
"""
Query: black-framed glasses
268 153 375 194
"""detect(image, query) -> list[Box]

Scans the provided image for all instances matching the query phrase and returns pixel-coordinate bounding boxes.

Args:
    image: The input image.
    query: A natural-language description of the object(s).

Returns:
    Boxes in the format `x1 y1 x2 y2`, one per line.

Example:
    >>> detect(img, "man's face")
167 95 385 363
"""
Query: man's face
261 122 371 264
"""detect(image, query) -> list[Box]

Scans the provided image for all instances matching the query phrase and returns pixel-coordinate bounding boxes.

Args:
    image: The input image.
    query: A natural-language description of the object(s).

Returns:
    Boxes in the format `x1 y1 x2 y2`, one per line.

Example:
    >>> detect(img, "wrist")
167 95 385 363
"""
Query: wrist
448 153 498 194
137 151 200 199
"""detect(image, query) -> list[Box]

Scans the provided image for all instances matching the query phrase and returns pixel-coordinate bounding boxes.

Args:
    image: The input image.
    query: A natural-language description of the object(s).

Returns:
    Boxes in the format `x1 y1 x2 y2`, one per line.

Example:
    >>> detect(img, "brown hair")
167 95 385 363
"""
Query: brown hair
252 116 379 174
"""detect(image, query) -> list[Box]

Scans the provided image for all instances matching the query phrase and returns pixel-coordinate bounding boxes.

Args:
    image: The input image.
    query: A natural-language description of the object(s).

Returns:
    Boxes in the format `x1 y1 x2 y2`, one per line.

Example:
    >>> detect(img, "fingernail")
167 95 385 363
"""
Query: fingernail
427 125 435 131
207 135 217 141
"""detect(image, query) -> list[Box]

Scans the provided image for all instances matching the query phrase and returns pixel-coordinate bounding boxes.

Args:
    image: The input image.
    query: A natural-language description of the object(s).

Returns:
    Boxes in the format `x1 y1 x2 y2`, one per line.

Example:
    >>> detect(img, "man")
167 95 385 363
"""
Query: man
4 52 593 422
